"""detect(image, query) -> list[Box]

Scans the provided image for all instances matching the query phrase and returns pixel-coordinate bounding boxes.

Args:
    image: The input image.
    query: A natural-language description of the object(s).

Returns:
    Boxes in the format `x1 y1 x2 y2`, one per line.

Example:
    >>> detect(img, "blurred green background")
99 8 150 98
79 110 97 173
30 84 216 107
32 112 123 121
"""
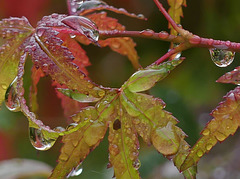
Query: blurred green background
0 0 240 178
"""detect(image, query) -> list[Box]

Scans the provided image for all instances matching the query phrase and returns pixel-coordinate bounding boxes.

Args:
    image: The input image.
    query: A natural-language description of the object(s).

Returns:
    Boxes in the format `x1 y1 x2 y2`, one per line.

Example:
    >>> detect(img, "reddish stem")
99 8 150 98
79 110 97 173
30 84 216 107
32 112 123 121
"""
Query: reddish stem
153 0 180 32
67 0 72 15
154 43 190 65
100 30 184 43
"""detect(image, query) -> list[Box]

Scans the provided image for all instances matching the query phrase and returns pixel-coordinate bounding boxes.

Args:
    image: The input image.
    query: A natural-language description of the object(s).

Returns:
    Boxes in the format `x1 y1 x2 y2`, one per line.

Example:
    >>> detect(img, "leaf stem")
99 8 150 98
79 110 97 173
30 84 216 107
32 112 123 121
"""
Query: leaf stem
99 30 184 43
154 43 189 65
153 0 180 33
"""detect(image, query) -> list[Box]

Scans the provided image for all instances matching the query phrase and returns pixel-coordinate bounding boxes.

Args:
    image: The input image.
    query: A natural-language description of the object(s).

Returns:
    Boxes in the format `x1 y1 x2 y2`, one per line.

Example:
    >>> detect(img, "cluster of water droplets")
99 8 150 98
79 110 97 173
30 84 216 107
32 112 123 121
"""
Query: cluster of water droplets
4 77 21 112
209 48 235 67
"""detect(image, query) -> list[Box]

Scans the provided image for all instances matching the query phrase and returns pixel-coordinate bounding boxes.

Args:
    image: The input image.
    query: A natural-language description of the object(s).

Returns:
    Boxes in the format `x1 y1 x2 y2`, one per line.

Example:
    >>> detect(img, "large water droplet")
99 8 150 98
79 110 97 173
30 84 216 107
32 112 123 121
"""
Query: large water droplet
77 0 107 12
67 163 83 178
5 77 21 112
57 88 101 103
62 16 99 43
29 127 57 151
209 48 235 67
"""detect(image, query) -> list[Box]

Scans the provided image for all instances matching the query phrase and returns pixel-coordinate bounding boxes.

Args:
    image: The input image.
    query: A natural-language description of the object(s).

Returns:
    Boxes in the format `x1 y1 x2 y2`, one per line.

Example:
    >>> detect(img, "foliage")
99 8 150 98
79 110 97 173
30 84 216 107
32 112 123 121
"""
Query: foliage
1 0 240 178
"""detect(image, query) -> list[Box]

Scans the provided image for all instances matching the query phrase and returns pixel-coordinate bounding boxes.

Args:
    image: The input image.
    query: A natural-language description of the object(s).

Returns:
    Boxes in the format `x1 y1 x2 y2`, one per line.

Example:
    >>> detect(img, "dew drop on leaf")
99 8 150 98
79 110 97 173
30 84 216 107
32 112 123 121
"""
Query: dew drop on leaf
77 0 107 12
62 16 99 43
169 43 181 60
197 149 204 157
98 90 105 97
109 144 120 156
29 127 57 151
5 77 21 112
66 123 78 130
206 143 213 151
202 128 210 136
215 131 226 142
1 84 7 90
70 34 76 38
54 126 65 132
67 163 83 178
209 48 235 67
133 159 141 170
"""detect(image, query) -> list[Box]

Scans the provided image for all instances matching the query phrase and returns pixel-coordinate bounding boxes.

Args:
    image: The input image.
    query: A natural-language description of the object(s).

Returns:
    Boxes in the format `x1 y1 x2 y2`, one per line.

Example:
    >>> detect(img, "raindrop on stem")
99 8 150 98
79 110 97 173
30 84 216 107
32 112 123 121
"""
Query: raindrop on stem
209 48 235 67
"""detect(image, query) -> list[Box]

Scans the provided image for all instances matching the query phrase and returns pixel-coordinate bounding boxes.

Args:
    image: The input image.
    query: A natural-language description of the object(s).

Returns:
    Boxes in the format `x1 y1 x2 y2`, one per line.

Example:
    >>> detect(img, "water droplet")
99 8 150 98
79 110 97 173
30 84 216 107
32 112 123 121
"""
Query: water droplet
137 96 142 102
206 143 213 151
62 16 99 43
133 159 141 170
54 126 65 132
36 28 45 37
72 140 78 147
209 48 235 67
215 132 226 142
137 14 145 19
59 152 69 161
189 35 201 45
70 34 76 38
197 149 204 157
112 41 121 49
66 123 78 130
107 21 117 30
158 31 169 39
67 163 83 178
5 77 21 112
77 0 107 12
109 144 120 156
140 29 154 36
133 118 140 125
1 84 7 90
202 128 210 136
169 43 181 60
98 90 105 97
29 127 56 151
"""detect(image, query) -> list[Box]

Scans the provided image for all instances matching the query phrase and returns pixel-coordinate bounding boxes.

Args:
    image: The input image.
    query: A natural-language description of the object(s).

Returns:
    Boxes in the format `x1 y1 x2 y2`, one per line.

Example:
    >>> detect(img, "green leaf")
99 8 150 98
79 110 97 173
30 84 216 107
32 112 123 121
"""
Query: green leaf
0 17 34 107
51 59 196 178
181 86 240 172
50 107 108 178
124 58 183 92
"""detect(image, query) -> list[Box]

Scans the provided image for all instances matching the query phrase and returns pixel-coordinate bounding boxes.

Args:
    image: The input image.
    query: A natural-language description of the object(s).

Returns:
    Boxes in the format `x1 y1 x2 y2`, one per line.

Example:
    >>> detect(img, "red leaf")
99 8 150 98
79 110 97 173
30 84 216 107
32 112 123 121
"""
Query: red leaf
217 66 240 85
